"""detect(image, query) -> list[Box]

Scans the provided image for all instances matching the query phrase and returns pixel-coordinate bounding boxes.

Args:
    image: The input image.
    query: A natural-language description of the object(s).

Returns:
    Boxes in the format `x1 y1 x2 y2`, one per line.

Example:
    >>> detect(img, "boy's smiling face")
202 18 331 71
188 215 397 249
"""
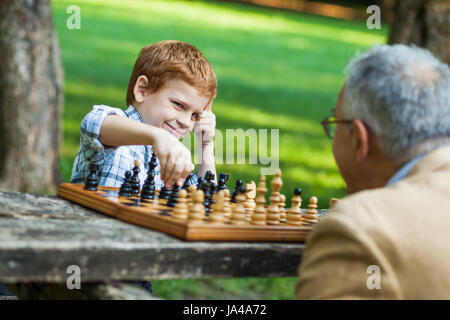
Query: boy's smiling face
133 76 210 139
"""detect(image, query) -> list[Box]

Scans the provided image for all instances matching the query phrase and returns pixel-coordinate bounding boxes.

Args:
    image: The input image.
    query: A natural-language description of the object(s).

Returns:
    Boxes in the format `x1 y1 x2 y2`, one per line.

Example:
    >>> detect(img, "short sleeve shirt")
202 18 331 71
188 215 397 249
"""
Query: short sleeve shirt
70 104 198 189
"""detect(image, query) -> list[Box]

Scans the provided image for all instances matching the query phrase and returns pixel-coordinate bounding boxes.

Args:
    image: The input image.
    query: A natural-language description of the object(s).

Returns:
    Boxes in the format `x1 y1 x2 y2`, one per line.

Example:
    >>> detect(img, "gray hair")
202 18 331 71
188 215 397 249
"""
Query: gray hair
342 44 450 164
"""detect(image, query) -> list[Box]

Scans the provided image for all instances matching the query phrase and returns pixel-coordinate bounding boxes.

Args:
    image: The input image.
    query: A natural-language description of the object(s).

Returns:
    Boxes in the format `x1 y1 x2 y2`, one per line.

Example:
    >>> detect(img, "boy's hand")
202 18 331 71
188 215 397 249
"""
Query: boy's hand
152 129 194 187
194 107 216 146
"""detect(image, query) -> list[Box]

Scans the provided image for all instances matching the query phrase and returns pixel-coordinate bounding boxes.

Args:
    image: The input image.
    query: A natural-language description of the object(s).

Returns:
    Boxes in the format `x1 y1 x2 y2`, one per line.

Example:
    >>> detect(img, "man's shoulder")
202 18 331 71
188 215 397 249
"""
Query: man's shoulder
323 171 450 245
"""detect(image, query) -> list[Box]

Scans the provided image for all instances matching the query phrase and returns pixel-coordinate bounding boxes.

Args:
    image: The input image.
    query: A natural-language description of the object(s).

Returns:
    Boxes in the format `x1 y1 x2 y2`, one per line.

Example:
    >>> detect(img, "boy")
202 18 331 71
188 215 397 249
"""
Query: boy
71 40 218 189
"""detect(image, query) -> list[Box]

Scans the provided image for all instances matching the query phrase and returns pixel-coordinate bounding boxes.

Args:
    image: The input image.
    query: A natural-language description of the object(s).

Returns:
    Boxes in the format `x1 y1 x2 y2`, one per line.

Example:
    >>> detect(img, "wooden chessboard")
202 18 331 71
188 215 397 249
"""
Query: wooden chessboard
57 183 316 242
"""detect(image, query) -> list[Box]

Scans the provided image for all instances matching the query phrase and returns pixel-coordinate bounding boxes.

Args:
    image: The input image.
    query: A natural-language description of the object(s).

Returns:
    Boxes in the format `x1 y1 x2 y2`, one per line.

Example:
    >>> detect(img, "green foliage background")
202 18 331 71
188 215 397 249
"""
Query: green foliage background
52 0 387 299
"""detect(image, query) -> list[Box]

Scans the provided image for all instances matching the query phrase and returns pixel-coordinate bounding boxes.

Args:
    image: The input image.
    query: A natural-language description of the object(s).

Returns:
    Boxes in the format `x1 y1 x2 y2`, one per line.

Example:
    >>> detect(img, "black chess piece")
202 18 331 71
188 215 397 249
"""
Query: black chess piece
84 163 99 191
200 180 212 212
294 187 302 197
159 186 172 199
218 173 229 191
131 160 141 195
204 170 214 182
141 155 158 199
196 177 204 189
182 172 195 190
141 171 156 200
231 179 243 203
148 153 158 172
119 171 133 197
167 185 181 207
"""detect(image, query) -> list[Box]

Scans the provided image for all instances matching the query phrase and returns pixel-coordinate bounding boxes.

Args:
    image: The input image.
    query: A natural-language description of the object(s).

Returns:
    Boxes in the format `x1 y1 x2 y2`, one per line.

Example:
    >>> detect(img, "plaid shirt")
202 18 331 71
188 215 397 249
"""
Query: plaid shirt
70 104 198 189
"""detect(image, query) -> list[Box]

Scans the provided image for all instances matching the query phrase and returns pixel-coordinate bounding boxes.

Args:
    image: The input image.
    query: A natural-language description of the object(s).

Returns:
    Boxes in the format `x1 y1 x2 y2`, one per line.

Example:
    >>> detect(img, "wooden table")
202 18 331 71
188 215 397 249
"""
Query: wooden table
0 191 318 299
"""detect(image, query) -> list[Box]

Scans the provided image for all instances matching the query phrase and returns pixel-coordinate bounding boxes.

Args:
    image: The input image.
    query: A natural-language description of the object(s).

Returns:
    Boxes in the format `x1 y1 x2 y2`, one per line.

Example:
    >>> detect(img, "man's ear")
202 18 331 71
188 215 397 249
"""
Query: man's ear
133 75 149 103
351 119 370 163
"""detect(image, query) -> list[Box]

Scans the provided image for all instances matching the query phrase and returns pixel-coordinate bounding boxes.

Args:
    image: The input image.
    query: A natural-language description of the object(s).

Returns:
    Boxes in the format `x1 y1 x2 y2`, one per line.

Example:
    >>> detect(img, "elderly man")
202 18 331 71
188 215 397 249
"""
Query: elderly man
295 44 450 299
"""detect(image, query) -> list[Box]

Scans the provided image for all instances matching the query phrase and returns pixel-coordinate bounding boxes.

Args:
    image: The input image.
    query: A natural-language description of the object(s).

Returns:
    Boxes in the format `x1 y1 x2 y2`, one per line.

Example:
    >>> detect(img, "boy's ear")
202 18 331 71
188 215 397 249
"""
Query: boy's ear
133 75 149 103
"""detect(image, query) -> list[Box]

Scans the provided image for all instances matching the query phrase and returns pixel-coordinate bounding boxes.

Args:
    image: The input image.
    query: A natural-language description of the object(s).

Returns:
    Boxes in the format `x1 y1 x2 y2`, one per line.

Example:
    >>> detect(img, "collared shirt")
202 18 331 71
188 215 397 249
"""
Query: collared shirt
70 104 198 189
386 143 450 186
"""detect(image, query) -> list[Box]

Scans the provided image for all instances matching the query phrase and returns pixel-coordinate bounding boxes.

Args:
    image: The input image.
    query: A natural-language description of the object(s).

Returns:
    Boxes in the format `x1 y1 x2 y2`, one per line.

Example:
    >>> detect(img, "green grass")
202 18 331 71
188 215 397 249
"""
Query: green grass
51 0 387 299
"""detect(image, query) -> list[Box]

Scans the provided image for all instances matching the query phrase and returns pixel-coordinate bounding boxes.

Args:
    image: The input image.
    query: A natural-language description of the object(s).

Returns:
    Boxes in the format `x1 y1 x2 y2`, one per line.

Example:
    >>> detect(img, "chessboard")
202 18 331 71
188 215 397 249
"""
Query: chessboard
58 157 324 242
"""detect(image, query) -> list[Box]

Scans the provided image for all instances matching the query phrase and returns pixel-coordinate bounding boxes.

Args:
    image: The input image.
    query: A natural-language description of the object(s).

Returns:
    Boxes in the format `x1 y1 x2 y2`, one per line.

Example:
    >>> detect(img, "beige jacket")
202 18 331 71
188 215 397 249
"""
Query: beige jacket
295 145 450 299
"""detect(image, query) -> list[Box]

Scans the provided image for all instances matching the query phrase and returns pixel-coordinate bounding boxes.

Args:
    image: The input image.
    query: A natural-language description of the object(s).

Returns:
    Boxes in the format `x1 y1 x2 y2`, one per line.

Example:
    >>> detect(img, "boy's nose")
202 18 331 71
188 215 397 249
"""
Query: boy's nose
177 115 192 130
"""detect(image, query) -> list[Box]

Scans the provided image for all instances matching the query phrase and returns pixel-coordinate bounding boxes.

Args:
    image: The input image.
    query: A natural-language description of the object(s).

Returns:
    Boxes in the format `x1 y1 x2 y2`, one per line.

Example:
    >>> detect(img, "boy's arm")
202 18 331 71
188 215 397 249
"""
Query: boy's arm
100 115 194 187
194 110 217 182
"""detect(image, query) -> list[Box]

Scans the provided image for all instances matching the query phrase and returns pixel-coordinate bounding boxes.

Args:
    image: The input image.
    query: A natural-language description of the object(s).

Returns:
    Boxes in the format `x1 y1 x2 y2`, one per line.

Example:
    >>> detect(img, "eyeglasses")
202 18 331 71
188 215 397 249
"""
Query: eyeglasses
320 116 353 139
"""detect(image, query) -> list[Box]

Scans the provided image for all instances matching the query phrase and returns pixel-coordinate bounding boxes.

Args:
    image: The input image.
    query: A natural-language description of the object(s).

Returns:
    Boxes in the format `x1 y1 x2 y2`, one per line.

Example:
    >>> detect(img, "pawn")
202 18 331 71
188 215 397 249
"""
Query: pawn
167 185 181 207
231 185 247 225
251 175 267 226
209 191 225 224
187 184 196 210
303 196 319 225
222 188 232 221
119 171 133 197
131 159 141 195
188 190 205 224
244 181 256 214
159 185 172 200
140 170 155 200
84 162 99 191
231 179 243 203
172 189 188 220
286 188 303 226
218 173 229 191
267 169 283 225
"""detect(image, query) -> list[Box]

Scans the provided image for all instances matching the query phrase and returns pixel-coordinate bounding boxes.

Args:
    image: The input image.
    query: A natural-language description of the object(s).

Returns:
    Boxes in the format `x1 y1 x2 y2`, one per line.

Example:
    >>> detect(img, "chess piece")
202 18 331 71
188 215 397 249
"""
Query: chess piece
222 188 232 220
303 196 319 225
267 169 282 225
244 181 256 216
218 173 229 191
159 186 172 200
141 155 157 199
200 179 212 212
131 159 141 195
231 179 243 203
167 185 181 207
196 177 204 189
231 185 247 225
172 189 188 220
209 191 225 224
187 184 196 210
278 194 287 223
286 188 303 226
188 190 205 223
251 175 267 226
84 162 99 191
182 172 195 190
119 171 133 197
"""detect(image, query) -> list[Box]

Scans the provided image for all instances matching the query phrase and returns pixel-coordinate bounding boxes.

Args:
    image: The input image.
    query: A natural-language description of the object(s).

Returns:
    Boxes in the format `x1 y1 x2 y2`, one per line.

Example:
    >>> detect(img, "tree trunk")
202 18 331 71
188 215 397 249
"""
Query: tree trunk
0 0 63 193
388 0 449 64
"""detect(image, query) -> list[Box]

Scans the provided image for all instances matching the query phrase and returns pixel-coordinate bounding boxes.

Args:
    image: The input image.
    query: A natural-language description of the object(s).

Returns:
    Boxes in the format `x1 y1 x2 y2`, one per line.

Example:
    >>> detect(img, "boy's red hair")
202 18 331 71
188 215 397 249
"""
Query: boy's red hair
126 40 217 106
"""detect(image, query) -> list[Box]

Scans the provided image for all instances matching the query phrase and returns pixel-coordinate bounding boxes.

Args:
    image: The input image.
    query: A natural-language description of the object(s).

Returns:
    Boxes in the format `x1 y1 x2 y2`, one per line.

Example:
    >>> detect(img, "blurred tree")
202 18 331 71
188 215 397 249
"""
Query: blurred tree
0 0 63 193
387 0 449 64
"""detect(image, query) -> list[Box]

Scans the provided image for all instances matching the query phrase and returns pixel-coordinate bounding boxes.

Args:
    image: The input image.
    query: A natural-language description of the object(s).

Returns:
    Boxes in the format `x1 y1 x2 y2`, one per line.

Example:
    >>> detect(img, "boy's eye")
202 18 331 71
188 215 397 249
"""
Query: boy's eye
172 101 184 109
192 113 198 120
